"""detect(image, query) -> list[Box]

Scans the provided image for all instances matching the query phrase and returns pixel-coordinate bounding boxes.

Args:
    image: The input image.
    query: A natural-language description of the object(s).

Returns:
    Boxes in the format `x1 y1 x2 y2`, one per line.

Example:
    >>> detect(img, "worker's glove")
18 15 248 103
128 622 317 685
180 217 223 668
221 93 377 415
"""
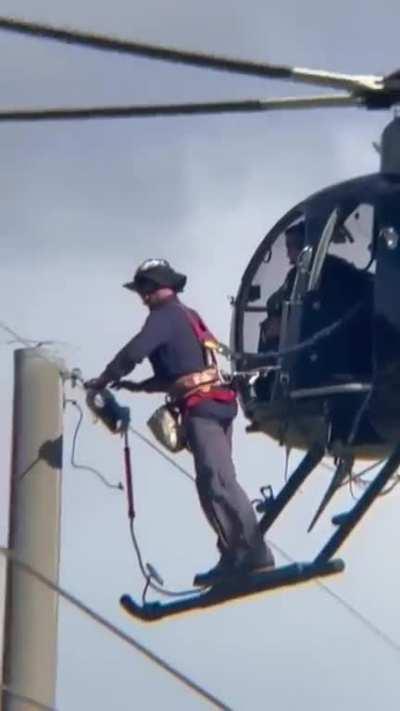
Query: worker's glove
110 380 143 392
84 376 109 390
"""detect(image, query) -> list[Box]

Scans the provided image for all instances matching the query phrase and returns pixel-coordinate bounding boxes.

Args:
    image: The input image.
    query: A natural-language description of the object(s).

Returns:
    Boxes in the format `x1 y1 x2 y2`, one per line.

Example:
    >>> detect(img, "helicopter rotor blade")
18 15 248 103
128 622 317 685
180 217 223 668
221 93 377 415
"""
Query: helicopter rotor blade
0 95 359 123
0 16 384 95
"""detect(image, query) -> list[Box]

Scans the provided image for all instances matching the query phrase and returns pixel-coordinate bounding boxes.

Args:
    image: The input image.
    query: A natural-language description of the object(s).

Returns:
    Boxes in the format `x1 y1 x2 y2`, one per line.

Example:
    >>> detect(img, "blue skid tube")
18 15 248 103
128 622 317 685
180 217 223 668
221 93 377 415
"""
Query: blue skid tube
120 558 345 622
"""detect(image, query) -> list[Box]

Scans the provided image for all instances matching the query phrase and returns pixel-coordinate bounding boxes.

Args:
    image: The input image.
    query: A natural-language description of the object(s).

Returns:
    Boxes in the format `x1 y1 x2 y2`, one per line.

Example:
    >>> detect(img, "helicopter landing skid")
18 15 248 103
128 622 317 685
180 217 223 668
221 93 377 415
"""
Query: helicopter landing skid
120 558 344 622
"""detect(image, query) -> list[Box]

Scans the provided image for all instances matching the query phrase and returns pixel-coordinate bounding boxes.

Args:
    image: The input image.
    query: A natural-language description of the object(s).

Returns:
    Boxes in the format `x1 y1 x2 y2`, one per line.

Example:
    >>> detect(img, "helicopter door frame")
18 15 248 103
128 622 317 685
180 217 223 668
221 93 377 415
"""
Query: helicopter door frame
308 208 339 291
277 209 339 392
279 244 314 347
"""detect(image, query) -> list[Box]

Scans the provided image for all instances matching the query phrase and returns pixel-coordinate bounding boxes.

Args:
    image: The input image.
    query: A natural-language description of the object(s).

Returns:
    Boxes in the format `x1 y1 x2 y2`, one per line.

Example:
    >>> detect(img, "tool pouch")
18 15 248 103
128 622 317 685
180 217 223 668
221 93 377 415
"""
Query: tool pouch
147 403 186 453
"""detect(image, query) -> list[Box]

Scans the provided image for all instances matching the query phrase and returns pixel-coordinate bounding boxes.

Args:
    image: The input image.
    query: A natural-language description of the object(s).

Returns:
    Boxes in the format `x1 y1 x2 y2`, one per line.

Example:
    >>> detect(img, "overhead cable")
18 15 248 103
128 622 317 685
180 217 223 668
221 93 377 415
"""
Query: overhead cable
269 539 400 657
129 426 195 483
0 684 56 711
0 546 232 711
127 434 400 660
0 319 68 376
0 319 53 350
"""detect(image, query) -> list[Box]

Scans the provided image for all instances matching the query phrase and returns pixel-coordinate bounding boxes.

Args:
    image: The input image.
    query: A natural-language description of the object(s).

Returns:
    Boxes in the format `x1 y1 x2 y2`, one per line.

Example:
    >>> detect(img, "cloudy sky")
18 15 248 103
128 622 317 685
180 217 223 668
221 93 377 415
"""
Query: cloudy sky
2 1 400 709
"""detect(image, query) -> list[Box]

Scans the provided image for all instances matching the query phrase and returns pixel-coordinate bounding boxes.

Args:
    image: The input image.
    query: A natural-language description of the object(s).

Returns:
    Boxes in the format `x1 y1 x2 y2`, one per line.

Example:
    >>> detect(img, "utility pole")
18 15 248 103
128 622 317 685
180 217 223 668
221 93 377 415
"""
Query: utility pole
1 348 63 710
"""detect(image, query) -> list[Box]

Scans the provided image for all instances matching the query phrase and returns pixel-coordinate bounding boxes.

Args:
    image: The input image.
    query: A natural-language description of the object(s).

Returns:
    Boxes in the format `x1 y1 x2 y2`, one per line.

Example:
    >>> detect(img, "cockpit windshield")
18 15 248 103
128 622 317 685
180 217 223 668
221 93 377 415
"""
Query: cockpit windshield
238 215 305 356
236 199 376 362
327 203 375 272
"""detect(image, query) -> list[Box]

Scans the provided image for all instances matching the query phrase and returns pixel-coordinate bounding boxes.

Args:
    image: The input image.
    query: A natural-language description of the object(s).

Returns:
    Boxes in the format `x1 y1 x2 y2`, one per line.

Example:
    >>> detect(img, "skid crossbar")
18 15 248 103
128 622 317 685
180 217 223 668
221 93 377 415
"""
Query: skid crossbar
120 558 344 622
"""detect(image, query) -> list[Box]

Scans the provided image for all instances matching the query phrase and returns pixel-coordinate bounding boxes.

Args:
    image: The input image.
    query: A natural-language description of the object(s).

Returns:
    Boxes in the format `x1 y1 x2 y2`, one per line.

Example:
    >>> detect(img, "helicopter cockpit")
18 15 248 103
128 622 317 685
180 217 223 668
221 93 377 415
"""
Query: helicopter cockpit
231 173 400 455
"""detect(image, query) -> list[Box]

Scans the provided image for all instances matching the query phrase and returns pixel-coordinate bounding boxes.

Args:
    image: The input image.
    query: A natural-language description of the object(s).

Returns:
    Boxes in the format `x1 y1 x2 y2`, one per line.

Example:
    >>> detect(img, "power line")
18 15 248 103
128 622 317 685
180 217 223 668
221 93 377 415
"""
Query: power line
0 546 232 711
127 433 400 660
129 426 195 483
0 319 66 352
0 319 68 376
0 683 57 710
269 540 400 657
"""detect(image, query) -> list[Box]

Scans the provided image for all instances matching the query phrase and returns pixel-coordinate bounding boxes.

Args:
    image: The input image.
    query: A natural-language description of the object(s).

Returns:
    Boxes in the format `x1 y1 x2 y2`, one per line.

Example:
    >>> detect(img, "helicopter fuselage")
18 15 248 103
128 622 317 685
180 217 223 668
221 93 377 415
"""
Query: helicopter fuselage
231 172 400 461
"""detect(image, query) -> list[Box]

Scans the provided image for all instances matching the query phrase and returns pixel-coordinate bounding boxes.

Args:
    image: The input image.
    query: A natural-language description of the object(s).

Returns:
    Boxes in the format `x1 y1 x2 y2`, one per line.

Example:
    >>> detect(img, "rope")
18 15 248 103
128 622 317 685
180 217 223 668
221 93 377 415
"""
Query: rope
0 546 232 711
0 684 57 710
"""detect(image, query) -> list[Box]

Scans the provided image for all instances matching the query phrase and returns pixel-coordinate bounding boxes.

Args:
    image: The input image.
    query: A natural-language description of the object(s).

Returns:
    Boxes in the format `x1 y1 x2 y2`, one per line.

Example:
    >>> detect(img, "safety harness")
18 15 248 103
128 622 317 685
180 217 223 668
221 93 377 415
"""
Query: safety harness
167 303 231 405
147 303 235 453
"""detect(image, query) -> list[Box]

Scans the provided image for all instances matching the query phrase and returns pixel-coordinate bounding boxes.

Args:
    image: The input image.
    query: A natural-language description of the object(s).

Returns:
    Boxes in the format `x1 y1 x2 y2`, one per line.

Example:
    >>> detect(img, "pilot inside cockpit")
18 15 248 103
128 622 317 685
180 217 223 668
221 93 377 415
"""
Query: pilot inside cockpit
258 222 304 354
257 218 374 396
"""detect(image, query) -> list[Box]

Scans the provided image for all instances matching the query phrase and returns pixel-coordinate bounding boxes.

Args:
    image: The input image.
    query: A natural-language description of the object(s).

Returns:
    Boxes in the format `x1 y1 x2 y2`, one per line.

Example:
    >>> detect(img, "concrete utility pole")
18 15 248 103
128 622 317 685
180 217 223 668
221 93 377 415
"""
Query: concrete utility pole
1 349 63 711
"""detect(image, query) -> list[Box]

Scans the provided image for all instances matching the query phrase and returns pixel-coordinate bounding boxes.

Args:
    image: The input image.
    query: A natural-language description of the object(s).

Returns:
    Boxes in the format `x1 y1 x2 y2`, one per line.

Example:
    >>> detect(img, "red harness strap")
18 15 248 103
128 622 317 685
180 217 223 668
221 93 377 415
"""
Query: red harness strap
176 302 236 410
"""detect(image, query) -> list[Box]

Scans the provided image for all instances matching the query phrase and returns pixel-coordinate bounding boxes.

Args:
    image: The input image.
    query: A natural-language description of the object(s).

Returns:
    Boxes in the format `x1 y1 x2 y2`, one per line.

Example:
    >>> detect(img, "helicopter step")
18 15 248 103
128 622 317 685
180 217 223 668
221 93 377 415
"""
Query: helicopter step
120 558 344 623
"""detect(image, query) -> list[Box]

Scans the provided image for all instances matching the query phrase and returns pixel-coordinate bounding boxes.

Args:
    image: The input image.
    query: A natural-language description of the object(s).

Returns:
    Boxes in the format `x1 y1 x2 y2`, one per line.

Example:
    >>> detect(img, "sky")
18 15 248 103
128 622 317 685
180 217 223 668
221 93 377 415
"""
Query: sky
2 1 400 709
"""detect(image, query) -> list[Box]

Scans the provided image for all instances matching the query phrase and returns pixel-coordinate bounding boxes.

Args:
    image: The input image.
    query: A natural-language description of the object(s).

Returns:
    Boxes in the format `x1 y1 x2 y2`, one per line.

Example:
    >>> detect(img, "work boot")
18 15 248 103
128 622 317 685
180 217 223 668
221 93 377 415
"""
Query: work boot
241 541 275 569
193 557 234 587
193 544 275 587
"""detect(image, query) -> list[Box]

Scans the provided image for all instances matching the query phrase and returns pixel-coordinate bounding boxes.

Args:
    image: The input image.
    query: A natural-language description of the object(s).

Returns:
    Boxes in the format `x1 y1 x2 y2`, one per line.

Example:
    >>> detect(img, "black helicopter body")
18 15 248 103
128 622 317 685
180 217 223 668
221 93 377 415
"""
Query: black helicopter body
231 169 400 462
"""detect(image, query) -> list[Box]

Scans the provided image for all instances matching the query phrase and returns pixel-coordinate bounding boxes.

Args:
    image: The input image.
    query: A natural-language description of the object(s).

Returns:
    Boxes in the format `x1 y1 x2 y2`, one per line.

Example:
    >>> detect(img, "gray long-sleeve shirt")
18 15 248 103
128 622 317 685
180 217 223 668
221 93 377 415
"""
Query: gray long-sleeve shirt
100 295 237 420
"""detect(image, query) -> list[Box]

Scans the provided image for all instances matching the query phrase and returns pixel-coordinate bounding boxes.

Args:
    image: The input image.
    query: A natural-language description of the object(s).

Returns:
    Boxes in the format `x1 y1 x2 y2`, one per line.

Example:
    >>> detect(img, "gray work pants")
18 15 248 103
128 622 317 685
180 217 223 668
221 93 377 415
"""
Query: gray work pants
185 415 272 566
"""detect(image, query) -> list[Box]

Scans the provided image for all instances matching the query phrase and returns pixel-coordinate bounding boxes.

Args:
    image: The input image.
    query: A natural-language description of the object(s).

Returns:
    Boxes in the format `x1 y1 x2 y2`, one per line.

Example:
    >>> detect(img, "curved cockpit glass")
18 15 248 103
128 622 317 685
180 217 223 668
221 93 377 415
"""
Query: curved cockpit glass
232 177 383 415
237 204 375 362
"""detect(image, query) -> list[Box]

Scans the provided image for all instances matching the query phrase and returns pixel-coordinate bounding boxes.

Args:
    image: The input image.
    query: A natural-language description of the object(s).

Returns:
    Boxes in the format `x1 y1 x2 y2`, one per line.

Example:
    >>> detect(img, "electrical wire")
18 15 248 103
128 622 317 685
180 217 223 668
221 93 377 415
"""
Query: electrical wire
129 426 195 483
62 373 195 483
66 396 199 596
0 319 69 376
66 399 123 491
268 540 400 657
0 684 57 710
0 547 232 711
129 520 209 600
126 431 400 659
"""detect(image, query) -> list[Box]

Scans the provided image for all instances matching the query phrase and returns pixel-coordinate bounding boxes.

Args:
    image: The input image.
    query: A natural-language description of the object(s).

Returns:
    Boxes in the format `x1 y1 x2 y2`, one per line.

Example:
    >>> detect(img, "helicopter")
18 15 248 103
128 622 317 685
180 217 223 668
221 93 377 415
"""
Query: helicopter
3 16 400 621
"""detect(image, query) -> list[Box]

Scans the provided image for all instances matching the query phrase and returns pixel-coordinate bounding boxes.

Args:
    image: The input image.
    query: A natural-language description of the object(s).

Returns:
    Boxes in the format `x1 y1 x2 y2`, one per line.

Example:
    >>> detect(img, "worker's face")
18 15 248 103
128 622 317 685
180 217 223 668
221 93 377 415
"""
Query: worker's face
138 291 154 307
285 235 302 266
138 287 174 307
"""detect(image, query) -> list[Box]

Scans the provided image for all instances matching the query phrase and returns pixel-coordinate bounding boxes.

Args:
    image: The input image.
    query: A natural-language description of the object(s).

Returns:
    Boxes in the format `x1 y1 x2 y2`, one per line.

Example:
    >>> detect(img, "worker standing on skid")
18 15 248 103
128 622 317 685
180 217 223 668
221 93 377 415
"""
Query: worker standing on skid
85 258 274 586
